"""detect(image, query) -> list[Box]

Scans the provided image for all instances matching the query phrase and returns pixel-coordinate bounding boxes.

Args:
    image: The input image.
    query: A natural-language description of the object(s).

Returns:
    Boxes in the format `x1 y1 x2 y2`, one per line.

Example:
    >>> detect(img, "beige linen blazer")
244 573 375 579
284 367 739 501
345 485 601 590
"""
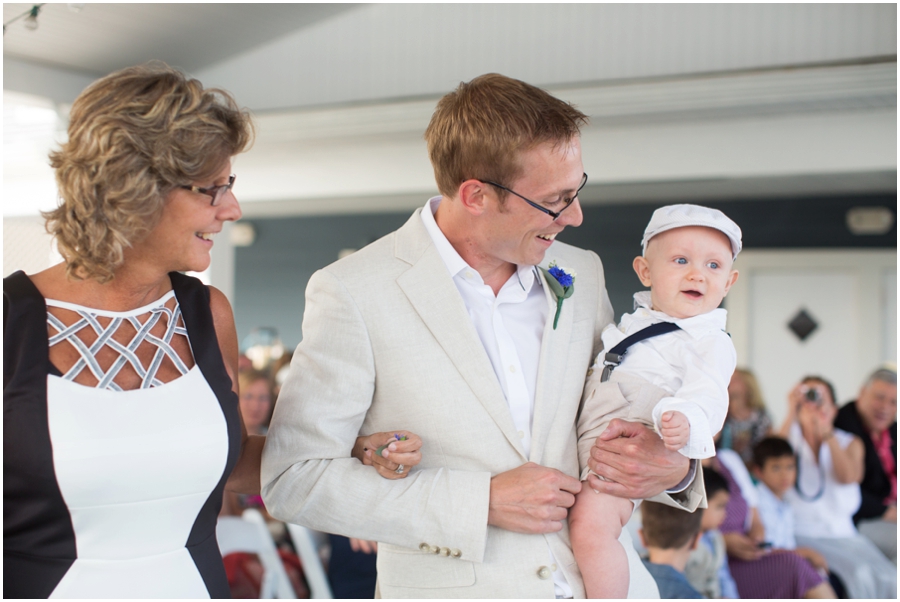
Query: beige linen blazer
261 210 704 598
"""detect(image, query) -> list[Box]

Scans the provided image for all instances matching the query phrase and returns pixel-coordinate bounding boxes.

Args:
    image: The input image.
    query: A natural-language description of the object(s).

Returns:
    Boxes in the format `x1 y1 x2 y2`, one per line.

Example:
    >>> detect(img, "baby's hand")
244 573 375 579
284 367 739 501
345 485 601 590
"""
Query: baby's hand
659 411 690 451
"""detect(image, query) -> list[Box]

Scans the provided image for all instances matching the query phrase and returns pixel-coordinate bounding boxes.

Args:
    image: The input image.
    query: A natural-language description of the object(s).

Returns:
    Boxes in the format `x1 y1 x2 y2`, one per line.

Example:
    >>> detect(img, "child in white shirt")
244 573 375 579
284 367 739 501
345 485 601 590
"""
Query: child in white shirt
751 436 830 575
569 204 741 598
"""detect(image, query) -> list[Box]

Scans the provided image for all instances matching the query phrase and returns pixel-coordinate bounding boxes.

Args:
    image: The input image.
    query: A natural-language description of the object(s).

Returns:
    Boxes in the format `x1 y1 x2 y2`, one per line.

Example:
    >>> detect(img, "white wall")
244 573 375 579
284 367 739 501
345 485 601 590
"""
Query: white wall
726 249 897 424
196 4 897 111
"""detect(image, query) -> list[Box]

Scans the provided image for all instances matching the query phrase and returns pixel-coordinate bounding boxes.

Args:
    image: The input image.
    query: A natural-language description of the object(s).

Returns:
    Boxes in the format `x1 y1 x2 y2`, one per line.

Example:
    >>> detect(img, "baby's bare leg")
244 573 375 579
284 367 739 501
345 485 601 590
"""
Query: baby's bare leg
569 484 635 598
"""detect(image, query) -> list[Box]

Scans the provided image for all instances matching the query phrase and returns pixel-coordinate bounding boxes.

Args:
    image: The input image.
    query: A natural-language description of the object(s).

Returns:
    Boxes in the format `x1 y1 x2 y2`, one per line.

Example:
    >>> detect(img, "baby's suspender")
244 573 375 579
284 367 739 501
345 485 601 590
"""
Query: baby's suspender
600 321 681 382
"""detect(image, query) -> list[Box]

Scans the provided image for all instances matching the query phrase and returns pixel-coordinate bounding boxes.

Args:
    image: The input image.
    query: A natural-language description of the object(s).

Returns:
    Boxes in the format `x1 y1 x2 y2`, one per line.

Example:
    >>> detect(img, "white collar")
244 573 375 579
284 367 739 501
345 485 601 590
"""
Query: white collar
626 291 727 338
420 196 538 291
757 481 789 508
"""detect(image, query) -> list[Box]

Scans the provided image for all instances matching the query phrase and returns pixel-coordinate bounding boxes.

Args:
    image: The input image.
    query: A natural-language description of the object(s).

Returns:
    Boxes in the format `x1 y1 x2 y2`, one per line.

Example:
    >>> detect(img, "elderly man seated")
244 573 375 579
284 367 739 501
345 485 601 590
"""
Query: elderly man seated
834 367 897 564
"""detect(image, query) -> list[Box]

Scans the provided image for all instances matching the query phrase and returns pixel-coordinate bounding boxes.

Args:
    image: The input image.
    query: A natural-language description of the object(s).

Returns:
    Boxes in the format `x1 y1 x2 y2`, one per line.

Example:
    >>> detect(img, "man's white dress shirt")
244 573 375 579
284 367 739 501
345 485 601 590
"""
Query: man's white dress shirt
599 291 734 459
421 197 572 597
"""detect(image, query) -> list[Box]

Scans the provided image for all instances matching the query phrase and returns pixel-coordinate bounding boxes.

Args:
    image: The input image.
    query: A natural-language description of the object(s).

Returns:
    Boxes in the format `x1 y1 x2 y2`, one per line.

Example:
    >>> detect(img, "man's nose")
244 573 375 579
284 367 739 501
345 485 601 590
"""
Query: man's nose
558 198 583 228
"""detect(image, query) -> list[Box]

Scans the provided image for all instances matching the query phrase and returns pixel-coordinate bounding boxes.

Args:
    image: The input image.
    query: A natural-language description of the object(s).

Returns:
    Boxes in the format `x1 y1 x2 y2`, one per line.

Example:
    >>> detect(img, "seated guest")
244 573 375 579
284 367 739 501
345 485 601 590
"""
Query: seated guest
685 467 740 598
780 376 896 599
833 367 897 563
639 501 705 599
721 368 773 468
327 534 377 598
705 442 835 598
751 437 830 575
238 369 274 436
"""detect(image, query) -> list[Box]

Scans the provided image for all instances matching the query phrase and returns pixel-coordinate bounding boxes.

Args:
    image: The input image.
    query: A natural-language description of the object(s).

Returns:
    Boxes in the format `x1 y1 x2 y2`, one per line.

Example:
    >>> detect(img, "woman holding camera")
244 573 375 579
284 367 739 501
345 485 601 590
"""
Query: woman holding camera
779 376 895 598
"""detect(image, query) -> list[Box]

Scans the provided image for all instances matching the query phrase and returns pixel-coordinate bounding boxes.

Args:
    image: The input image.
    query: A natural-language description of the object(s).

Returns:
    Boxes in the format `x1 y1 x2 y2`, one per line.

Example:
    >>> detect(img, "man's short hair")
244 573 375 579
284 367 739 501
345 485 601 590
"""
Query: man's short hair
866 368 897 388
703 466 729 499
424 73 588 198
640 501 703 550
752 436 795 469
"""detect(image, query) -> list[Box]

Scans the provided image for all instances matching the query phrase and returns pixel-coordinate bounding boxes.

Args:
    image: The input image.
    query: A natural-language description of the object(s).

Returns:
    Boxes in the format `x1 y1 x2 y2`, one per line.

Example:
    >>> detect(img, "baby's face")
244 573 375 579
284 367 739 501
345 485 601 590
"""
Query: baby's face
634 226 738 319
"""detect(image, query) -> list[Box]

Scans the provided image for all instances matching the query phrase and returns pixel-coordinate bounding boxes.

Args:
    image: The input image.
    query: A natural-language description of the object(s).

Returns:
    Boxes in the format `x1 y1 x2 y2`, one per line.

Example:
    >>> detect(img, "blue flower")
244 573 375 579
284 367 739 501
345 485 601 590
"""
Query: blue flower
548 265 574 288
540 261 576 330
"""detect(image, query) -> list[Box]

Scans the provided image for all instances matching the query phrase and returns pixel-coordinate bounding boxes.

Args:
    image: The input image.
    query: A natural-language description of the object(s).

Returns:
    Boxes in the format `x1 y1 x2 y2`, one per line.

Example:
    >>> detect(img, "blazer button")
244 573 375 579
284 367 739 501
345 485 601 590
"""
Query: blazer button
451 549 462 558
431 545 440 554
587 367 594 376
537 566 552 580
440 547 450 556
419 542 430 552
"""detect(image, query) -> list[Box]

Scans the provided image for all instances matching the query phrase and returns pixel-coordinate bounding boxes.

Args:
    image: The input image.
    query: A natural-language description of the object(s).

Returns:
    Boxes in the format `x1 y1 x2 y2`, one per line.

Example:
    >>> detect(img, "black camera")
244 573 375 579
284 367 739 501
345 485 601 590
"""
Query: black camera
803 386 821 404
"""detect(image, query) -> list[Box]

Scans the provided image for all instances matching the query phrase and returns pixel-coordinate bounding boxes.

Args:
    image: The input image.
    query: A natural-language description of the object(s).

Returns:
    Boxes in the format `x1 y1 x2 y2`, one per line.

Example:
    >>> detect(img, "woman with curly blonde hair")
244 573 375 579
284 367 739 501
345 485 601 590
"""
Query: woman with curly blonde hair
4 61 258 598
720 368 773 467
4 63 421 599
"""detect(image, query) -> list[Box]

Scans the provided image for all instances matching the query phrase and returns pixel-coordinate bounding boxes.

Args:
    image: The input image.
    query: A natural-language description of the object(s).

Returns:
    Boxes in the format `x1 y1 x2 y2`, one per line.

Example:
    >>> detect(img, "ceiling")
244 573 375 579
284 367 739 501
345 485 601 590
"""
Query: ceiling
2 3 361 75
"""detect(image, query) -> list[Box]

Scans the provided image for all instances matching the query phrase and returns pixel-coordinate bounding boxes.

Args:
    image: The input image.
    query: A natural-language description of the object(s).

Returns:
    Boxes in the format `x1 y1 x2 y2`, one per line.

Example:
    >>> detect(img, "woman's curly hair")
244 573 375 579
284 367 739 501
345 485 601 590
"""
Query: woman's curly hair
44 61 254 282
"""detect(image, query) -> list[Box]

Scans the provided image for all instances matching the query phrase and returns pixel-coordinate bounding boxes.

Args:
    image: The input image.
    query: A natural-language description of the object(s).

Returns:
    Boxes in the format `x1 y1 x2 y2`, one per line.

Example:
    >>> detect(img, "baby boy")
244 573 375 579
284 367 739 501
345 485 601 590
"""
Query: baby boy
569 204 741 598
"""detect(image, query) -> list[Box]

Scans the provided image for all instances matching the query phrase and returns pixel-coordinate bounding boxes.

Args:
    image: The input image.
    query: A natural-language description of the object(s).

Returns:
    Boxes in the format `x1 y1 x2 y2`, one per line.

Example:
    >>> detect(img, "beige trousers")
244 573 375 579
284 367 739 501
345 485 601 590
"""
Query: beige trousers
576 370 670 480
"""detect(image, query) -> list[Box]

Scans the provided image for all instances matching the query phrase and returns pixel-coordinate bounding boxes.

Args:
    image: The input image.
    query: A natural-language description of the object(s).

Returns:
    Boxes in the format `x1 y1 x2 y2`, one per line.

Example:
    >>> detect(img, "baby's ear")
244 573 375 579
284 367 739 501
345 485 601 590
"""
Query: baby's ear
632 256 652 287
723 268 739 294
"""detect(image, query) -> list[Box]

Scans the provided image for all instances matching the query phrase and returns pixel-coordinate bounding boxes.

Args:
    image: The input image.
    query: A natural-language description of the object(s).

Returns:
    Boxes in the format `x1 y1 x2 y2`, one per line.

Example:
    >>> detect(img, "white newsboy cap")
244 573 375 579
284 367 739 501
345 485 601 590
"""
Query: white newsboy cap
642 204 742 259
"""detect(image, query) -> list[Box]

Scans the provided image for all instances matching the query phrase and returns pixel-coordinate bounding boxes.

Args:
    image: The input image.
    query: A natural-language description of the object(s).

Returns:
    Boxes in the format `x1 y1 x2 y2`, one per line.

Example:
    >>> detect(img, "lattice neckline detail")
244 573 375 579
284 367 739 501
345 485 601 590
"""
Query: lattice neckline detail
47 293 190 391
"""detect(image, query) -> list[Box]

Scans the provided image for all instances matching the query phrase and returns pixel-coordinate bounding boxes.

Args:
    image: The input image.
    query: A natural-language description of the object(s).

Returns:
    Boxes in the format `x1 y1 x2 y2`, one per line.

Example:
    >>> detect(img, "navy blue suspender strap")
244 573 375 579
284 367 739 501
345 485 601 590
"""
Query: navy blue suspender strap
600 321 681 382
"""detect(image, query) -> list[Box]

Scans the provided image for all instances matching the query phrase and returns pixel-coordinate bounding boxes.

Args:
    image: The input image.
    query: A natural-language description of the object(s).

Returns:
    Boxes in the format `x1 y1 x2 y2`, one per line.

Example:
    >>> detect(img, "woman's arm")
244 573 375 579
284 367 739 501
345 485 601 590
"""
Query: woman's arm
747 507 766 543
722 532 764 561
794 546 829 571
777 384 804 438
209 286 264 495
824 433 865 484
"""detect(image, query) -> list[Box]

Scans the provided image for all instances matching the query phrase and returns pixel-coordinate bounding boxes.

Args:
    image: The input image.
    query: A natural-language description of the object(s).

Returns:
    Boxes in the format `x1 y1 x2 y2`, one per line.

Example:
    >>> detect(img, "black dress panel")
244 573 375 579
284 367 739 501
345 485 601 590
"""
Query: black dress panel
4 271 241 598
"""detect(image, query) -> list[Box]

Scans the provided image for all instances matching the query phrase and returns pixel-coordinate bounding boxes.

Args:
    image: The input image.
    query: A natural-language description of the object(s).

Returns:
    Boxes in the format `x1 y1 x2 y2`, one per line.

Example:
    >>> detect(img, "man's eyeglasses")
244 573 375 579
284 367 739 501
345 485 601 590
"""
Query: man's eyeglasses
481 173 588 220
179 174 236 206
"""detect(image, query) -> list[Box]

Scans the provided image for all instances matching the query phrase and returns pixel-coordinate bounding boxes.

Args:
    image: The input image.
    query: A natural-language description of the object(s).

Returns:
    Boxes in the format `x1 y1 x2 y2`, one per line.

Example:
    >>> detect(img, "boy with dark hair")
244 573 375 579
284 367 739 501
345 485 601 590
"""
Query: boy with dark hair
685 467 739 598
751 436 830 575
639 501 705 598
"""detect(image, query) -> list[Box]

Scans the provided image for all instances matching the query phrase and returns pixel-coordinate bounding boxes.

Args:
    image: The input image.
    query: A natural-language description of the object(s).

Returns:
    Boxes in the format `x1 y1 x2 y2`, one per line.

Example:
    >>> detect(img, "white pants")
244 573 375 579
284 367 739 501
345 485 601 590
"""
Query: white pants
795 533 896 599
857 517 897 564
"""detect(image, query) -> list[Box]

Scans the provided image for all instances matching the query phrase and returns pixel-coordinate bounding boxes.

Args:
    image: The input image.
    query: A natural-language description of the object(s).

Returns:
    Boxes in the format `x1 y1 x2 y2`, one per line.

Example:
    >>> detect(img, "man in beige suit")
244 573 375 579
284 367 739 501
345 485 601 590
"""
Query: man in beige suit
262 74 704 598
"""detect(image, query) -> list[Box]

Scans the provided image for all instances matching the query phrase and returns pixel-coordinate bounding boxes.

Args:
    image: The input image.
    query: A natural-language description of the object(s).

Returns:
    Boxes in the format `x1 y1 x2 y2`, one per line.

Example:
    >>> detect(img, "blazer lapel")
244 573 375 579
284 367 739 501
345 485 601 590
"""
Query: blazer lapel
394 214 528 461
529 265 576 464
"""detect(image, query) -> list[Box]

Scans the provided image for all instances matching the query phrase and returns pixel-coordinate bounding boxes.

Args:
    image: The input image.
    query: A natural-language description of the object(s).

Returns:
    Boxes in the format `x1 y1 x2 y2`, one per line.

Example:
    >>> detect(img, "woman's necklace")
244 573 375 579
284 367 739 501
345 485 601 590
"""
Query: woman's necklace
794 438 827 502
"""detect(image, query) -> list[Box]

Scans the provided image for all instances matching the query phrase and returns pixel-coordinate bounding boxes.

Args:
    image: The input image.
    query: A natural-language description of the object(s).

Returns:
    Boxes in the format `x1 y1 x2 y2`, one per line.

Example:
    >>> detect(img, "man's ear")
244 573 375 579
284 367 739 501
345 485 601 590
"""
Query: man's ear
750 465 762 480
633 255 652 287
457 179 490 216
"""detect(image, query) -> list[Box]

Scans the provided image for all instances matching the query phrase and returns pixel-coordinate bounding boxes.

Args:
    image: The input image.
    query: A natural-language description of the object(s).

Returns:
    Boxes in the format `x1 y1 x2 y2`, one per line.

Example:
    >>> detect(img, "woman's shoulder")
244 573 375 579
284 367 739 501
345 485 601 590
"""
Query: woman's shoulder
833 427 858 448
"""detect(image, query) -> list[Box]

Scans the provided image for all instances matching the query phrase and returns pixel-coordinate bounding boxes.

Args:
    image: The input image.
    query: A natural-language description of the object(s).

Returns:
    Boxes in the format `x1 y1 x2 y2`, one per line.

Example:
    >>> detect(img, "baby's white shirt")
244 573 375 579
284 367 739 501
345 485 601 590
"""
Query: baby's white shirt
599 291 734 458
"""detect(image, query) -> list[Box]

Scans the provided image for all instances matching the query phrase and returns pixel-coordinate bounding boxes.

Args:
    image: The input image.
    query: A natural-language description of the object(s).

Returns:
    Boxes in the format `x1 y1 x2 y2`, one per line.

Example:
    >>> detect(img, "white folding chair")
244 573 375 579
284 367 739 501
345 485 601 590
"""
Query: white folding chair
217 509 297 598
285 523 334 599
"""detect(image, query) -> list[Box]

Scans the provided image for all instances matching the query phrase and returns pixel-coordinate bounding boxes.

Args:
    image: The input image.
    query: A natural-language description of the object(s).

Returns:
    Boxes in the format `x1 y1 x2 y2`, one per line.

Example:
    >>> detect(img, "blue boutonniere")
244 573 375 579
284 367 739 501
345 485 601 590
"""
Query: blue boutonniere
540 261 576 330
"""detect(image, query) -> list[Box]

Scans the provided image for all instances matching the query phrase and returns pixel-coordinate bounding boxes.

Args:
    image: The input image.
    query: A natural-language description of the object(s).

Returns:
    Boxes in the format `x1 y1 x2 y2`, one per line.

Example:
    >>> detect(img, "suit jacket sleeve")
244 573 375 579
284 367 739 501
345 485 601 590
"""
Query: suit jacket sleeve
260 268 492 561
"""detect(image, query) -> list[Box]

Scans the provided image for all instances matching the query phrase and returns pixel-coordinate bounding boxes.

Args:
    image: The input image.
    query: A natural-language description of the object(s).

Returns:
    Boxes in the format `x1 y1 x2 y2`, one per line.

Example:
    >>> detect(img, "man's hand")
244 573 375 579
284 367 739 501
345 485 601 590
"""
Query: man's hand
883 505 897 523
659 411 690 452
586 419 690 498
487 462 582 534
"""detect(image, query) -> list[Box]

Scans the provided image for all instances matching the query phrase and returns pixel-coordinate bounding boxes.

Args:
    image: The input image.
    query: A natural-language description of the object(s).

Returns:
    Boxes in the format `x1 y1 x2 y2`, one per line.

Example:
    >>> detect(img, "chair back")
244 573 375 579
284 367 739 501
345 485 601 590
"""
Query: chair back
217 509 297 598
285 522 334 599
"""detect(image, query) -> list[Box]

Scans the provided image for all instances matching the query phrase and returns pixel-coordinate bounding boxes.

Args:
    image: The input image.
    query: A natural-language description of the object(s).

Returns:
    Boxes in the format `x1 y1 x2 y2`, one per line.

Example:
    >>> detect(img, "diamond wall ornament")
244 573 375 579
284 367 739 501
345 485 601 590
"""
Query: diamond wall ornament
788 309 819 341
